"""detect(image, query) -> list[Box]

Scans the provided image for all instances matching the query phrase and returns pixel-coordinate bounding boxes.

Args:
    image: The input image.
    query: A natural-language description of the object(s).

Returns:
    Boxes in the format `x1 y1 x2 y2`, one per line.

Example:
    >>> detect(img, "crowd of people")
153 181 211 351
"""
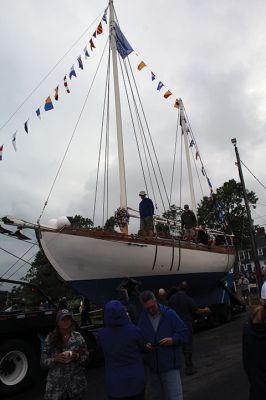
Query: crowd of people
40 281 212 400
40 279 266 400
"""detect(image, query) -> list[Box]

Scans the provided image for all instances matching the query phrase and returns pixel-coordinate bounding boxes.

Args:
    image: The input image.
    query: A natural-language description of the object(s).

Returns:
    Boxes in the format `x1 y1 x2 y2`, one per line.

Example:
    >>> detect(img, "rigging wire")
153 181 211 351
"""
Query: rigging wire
102 69 111 226
0 247 33 267
126 61 158 205
121 57 158 206
38 37 109 224
0 242 37 279
127 59 170 211
0 7 108 133
189 145 204 197
179 131 183 209
118 57 149 198
6 252 37 280
169 110 180 205
183 106 212 194
93 44 111 225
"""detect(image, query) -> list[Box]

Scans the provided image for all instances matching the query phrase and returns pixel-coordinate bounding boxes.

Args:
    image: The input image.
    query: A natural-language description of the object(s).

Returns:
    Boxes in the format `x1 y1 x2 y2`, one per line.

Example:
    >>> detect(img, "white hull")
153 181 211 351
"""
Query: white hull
38 230 235 282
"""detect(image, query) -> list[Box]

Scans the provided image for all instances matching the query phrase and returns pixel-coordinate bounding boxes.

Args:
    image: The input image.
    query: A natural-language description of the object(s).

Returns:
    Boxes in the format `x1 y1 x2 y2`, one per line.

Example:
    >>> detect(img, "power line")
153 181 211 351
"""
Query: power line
240 160 266 190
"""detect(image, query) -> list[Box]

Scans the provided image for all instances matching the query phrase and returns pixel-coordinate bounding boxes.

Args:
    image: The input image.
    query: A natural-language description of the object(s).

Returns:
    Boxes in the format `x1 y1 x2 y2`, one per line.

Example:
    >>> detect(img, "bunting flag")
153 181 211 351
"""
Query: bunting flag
89 38 96 51
189 140 194 148
97 21 103 35
102 9 107 24
151 72 156 81
164 90 172 99
207 177 213 190
0 144 3 161
138 61 146 71
157 81 164 91
69 65 77 79
84 46 90 59
77 56 84 70
196 151 199 160
114 23 133 59
54 85 59 101
44 96 54 111
201 166 206 176
24 120 29 134
12 131 17 152
93 31 97 38
174 99 180 109
64 75 70 93
36 108 41 119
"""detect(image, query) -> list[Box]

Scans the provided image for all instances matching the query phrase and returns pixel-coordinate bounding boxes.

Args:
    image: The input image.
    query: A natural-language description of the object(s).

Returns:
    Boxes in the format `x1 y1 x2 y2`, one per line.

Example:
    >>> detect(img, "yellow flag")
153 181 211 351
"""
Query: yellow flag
164 90 172 99
174 99 180 108
137 61 146 71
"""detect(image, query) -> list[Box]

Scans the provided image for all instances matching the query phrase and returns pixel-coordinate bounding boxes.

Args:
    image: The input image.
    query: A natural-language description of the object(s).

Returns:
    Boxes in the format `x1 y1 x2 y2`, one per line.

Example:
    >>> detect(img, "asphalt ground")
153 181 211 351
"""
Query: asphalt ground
5 312 250 400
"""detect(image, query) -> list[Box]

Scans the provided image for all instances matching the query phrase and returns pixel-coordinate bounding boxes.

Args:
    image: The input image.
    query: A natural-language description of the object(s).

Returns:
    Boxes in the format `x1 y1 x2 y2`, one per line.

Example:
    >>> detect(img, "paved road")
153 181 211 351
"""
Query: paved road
6 313 249 400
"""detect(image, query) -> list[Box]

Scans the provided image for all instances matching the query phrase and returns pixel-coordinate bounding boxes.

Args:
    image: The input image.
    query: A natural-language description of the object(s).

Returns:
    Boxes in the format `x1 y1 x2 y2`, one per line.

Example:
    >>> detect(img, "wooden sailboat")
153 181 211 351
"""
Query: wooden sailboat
1 0 235 305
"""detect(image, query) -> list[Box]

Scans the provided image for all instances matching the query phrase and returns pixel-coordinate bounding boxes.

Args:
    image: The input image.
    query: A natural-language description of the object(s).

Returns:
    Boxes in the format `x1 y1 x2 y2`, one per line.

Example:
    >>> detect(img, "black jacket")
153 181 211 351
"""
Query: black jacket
242 318 266 400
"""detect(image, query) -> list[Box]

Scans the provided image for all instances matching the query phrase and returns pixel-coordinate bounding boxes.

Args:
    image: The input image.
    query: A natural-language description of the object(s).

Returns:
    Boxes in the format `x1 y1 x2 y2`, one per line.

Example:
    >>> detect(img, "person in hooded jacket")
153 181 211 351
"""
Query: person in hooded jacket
242 303 266 400
98 300 145 400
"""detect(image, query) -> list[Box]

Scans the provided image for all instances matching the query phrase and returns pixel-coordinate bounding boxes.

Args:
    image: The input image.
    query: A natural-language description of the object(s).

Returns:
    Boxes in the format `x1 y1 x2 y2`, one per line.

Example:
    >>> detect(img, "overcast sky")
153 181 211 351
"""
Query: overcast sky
1 0 266 284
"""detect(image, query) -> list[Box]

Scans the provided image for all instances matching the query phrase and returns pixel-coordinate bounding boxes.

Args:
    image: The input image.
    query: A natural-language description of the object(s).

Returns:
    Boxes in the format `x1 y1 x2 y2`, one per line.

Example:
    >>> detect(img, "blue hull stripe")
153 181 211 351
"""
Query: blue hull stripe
68 272 230 307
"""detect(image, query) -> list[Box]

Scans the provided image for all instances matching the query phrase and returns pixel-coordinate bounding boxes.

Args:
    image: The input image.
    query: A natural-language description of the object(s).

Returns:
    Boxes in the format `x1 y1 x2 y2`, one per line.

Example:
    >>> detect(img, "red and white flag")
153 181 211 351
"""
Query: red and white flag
64 75 70 93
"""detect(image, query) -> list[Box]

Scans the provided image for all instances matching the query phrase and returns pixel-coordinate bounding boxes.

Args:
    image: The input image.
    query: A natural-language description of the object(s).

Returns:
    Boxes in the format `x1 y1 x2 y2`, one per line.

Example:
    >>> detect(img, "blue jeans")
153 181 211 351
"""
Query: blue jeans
145 367 183 400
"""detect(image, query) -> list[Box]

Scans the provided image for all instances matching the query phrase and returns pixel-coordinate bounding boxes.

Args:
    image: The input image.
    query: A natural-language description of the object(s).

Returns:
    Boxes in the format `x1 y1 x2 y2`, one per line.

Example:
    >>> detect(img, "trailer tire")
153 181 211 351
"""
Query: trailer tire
0 339 38 397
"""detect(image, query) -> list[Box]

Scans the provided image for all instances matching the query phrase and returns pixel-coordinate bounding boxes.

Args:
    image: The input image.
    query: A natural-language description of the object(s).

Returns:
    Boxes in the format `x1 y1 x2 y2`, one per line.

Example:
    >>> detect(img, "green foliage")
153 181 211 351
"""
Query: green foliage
197 179 258 249
104 216 118 231
162 204 182 220
71 215 94 229
14 251 76 305
156 204 181 234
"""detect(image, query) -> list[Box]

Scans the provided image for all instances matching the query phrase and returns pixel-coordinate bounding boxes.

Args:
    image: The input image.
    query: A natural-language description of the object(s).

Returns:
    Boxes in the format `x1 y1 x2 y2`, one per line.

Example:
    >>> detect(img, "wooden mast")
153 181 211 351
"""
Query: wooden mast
109 0 128 235
179 99 197 215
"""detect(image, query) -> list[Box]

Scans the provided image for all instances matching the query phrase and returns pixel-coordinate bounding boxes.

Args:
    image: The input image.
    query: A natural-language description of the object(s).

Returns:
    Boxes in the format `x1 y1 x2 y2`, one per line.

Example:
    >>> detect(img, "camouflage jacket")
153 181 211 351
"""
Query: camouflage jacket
41 330 89 400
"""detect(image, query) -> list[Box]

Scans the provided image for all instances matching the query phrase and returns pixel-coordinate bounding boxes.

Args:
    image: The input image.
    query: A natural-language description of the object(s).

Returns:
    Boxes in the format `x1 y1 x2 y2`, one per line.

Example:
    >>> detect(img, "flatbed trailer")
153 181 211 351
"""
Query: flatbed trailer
0 278 101 397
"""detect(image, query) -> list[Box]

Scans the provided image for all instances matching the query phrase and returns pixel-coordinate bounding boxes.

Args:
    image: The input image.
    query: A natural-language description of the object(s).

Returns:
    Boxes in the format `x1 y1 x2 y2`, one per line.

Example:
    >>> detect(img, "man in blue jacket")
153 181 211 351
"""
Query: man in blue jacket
139 191 154 237
138 290 188 400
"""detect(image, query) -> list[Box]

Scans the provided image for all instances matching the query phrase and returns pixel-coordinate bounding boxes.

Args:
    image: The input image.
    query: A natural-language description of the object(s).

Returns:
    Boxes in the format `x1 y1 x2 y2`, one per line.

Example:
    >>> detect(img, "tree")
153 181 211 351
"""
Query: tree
16 251 76 305
71 215 94 229
156 204 182 234
197 179 258 249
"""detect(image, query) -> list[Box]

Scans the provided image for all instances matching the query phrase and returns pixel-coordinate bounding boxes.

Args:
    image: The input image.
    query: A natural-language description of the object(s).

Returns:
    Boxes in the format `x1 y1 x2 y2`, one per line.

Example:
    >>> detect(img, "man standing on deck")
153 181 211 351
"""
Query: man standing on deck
181 204 197 240
139 191 154 237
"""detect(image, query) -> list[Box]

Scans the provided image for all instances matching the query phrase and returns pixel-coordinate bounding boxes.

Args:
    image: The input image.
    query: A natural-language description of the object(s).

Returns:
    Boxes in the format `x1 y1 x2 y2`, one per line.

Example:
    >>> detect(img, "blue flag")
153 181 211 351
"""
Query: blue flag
69 65 77 79
157 81 164 91
44 96 54 111
77 56 84 70
114 22 133 59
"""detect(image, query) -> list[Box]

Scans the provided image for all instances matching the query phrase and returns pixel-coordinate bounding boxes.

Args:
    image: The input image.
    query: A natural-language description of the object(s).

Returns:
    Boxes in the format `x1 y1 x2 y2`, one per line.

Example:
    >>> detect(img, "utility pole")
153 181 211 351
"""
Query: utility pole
231 138 263 292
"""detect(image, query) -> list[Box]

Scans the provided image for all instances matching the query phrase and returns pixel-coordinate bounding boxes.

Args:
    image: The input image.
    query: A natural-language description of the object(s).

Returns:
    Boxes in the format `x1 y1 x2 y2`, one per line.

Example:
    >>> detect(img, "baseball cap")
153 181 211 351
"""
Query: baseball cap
184 204 189 209
261 281 266 300
139 191 146 196
56 309 73 322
